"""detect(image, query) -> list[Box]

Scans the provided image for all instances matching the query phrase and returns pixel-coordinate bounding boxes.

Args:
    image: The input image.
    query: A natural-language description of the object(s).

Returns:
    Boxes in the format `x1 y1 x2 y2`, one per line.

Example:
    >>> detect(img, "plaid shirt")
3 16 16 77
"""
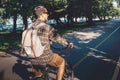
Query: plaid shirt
30 22 68 66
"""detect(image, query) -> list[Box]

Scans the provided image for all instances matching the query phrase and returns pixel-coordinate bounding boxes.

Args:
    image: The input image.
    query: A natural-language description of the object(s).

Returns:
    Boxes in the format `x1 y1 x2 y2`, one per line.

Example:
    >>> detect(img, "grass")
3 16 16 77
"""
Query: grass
0 31 22 51
56 22 88 35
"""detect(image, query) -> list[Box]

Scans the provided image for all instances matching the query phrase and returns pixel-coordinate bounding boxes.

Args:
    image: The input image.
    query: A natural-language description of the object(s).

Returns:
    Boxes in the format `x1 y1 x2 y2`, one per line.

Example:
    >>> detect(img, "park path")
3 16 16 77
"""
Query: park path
0 19 120 80
0 51 22 80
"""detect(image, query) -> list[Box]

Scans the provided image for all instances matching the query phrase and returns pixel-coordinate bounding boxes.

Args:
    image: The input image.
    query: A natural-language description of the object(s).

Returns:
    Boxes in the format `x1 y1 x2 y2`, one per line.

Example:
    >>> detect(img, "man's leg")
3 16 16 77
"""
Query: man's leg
57 59 65 80
48 54 65 80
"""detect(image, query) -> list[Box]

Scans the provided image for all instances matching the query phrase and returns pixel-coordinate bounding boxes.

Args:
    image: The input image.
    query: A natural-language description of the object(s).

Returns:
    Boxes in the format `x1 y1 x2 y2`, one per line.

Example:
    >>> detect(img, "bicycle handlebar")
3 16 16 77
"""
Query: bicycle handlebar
50 45 68 51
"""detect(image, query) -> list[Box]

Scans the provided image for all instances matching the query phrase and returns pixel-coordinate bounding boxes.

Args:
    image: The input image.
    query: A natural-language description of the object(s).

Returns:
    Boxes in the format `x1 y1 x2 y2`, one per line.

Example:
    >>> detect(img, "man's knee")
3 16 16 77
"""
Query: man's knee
48 54 65 67
59 59 65 67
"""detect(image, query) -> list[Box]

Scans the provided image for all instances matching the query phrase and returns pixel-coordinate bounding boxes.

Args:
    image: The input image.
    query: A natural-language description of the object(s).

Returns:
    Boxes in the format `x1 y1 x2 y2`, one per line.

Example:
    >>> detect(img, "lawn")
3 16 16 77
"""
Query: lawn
0 31 22 51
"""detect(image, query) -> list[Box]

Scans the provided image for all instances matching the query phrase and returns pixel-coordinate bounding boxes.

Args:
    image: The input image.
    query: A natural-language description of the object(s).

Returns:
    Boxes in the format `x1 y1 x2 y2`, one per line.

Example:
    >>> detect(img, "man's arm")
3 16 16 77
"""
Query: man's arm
49 26 73 48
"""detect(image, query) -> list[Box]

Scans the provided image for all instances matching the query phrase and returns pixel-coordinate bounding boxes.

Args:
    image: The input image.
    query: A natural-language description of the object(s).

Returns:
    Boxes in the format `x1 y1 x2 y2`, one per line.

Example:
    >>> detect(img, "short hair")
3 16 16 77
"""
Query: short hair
34 5 48 17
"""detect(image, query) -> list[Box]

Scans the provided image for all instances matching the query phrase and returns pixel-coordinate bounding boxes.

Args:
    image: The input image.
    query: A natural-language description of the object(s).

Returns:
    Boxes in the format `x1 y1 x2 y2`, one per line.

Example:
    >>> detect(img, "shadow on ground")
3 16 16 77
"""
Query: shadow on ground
12 59 34 80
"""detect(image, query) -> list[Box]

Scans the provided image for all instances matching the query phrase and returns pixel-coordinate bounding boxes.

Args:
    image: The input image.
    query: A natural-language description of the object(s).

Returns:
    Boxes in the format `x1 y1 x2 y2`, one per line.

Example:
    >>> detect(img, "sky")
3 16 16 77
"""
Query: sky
113 0 118 7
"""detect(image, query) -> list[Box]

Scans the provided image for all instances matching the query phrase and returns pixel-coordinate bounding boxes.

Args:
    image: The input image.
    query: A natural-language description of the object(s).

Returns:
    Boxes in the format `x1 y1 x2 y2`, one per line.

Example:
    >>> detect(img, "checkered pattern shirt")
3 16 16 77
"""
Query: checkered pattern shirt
30 22 68 66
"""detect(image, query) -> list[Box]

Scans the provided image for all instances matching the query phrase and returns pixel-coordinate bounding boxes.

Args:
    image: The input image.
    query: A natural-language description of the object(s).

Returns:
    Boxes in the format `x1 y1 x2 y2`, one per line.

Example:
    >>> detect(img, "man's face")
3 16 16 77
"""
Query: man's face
34 5 49 21
43 12 49 21
41 12 49 21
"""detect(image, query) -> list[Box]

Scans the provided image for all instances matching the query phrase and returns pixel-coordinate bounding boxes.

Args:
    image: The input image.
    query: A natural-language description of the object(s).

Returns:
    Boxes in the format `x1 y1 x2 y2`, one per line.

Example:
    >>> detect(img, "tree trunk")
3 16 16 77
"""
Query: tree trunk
22 16 28 30
103 16 106 20
86 0 94 25
13 14 17 34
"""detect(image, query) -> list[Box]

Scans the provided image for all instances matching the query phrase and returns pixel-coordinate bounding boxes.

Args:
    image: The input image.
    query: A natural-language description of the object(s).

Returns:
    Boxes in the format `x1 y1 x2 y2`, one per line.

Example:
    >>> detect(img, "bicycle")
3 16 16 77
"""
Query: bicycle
31 60 74 80
27 42 74 80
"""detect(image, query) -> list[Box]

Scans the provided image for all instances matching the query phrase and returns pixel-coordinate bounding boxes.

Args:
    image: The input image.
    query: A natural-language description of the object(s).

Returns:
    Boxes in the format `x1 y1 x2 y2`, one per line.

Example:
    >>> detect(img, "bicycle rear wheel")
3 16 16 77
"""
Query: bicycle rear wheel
31 65 54 80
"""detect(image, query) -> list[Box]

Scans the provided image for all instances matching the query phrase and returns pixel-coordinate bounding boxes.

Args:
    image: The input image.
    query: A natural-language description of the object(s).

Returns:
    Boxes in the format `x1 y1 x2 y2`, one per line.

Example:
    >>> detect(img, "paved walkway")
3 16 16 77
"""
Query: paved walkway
0 51 33 80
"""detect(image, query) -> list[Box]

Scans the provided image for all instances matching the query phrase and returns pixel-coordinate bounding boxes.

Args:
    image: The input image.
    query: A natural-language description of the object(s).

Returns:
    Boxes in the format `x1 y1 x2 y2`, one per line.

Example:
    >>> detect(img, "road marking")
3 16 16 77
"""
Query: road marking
95 26 120 49
73 24 120 69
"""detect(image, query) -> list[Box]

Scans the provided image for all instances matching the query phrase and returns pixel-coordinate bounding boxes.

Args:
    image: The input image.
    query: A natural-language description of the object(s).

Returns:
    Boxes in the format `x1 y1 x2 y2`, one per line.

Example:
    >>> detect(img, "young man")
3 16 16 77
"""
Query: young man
30 5 74 80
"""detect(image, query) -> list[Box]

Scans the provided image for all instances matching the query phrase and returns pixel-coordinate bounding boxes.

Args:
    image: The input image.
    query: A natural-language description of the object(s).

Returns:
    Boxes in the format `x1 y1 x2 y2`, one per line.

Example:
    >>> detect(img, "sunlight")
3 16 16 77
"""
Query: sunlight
65 30 104 43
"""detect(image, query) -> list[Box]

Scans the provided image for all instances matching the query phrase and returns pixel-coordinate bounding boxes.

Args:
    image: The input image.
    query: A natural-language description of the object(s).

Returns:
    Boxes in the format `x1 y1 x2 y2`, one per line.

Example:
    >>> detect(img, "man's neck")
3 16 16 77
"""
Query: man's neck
37 16 45 21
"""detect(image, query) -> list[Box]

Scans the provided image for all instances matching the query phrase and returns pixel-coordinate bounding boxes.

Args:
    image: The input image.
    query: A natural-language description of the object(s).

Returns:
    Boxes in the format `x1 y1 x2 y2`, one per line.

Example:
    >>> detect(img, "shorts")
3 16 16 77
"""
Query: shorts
48 54 64 67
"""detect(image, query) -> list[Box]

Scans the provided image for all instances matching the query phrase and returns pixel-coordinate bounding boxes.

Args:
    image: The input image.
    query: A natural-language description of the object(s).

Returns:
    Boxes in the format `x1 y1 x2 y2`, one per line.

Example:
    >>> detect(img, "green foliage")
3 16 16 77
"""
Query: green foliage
92 0 116 20
1 0 118 24
0 8 8 24
0 8 4 14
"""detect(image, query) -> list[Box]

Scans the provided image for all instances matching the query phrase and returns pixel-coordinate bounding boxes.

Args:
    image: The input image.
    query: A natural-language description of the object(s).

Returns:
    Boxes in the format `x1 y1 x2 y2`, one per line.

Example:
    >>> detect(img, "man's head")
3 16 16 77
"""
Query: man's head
34 5 49 21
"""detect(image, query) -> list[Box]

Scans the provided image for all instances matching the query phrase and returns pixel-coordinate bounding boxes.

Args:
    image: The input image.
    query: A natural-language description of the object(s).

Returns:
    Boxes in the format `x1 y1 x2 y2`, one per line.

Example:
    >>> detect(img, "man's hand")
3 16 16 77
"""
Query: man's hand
67 42 74 48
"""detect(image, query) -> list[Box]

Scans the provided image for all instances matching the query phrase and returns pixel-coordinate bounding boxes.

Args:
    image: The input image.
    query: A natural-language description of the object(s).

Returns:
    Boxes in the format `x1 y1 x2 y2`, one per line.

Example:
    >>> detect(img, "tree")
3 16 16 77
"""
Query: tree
45 0 69 25
18 0 35 29
1 0 118 31
2 0 36 31
0 0 8 24
2 0 20 33
66 0 94 25
92 0 115 20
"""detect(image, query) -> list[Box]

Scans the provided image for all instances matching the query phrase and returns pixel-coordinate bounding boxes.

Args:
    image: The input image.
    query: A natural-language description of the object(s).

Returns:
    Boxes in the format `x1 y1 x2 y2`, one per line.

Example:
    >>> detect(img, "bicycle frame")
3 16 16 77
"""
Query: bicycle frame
31 61 74 80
